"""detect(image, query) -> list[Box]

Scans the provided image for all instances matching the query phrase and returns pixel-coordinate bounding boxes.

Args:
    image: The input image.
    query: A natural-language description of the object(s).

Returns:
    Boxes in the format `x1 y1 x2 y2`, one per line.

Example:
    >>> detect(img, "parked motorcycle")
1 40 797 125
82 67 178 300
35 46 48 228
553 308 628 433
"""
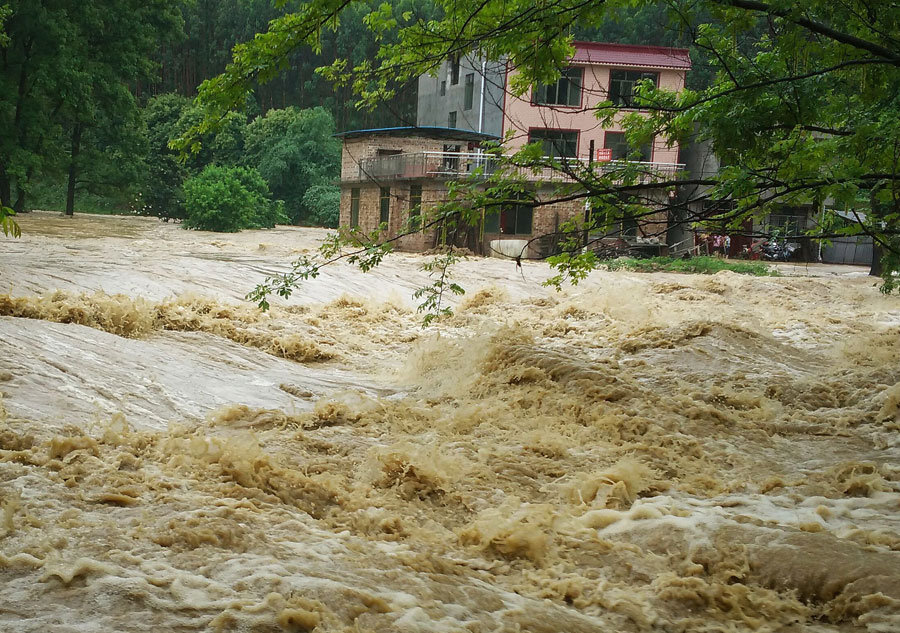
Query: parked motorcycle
760 239 799 261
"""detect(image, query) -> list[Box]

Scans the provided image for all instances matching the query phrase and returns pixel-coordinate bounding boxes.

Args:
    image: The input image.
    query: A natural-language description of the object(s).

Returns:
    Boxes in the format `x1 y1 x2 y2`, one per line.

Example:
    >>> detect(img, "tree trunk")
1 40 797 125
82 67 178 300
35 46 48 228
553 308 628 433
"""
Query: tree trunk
870 242 883 277
666 202 692 256
65 124 83 217
869 189 885 277
0 164 10 208
13 185 26 214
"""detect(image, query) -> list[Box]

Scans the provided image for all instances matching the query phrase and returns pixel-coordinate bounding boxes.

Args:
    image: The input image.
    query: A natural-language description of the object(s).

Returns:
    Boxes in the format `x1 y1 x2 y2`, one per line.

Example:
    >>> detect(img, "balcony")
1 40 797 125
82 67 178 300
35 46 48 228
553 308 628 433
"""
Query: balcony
351 151 684 184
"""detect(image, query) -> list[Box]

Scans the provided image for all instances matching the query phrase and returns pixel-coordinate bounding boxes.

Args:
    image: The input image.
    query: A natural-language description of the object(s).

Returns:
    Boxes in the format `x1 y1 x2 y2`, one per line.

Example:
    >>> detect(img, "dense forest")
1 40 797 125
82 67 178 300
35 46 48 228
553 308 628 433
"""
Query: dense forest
0 0 700 226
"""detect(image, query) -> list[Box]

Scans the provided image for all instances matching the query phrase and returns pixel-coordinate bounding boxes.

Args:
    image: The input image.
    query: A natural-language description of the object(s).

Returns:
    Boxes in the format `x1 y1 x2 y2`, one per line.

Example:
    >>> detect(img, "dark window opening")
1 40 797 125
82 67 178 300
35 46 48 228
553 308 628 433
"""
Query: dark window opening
380 187 390 225
350 188 360 228
409 184 422 229
603 131 652 162
450 55 460 85
485 203 533 235
533 67 583 107
622 213 638 238
528 129 578 158
608 70 659 108
448 111 457 128
439 80 446 96
464 73 475 110
442 143 461 171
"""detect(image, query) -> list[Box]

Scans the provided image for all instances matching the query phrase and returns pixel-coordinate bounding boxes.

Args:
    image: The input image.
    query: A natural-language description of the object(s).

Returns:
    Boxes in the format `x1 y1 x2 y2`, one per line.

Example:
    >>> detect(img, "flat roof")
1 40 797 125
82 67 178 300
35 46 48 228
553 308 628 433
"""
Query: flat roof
335 126 500 142
571 41 692 70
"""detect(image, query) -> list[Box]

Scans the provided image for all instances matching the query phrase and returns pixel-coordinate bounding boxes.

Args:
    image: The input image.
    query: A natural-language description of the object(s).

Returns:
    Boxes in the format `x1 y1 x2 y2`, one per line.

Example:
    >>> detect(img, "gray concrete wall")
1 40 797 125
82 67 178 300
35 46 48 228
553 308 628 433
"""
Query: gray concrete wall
822 235 873 266
417 55 506 137
671 135 718 253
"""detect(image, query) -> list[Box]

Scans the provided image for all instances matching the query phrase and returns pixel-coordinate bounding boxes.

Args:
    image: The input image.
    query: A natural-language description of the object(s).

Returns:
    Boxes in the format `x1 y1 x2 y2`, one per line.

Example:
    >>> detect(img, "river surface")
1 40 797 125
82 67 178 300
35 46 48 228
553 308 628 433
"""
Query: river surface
0 211 898 632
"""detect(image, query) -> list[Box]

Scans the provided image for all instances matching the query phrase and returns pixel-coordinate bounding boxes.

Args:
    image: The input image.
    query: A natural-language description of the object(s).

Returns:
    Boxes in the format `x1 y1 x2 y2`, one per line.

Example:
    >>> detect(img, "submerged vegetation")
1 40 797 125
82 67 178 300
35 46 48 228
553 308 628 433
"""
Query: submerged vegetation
182 165 287 233
603 256 777 277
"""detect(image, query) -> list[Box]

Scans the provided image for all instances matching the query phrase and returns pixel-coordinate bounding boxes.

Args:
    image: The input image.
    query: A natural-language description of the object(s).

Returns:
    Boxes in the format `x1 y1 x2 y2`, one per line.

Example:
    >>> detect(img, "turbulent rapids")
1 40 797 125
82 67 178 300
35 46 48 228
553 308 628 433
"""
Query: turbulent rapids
1 212 899 632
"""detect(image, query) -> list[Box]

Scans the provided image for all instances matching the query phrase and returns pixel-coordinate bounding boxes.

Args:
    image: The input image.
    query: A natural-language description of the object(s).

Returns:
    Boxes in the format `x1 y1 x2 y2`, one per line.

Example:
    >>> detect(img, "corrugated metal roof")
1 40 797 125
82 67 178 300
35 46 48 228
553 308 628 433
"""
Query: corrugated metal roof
334 126 499 142
571 42 691 70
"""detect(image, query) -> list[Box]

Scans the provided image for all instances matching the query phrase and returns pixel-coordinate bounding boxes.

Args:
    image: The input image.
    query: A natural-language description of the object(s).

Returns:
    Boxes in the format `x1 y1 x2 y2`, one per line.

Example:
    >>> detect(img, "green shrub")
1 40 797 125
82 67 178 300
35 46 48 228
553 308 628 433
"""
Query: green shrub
602 256 777 276
302 184 340 228
183 165 287 232
244 107 340 223
142 93 192 220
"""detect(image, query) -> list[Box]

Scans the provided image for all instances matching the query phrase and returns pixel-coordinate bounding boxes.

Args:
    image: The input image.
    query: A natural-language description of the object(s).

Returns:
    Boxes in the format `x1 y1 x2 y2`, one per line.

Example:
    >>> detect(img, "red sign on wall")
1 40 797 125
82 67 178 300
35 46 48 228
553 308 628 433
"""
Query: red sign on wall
596 148 613 162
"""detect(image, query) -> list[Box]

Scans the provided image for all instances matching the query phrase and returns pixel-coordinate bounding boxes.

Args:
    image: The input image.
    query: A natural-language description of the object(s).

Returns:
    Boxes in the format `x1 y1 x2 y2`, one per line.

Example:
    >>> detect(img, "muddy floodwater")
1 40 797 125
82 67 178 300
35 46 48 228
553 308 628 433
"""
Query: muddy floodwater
1 211 899 632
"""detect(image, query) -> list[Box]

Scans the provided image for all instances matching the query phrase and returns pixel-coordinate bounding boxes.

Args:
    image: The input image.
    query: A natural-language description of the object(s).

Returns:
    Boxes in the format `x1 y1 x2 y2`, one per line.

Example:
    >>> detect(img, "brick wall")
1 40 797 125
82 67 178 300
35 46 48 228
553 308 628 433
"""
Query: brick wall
340 134 477 252
478 187 671 258
339 133 672 256
341 135 454 182
340 181 454 252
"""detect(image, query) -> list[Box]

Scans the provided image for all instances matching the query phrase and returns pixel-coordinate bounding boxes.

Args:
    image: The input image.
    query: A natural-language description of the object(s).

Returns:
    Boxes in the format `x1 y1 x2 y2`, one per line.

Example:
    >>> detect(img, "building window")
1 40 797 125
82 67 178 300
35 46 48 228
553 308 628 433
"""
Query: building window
484 203 533 235
448 111 457 128
450 55 460 85
533 67 582 106
464 73 475 110
604 131 652 162
528 129 578 158
380 187 390 225
622 213 638 238
350 188 360 228
409 184 422 229
440 80 446 96
608 70 659 108
442 143 461 171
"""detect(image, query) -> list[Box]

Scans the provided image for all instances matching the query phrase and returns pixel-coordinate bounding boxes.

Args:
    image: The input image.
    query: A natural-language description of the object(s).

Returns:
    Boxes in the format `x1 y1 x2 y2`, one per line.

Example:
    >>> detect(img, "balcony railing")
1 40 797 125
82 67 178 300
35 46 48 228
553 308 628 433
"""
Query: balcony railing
352 151 684 184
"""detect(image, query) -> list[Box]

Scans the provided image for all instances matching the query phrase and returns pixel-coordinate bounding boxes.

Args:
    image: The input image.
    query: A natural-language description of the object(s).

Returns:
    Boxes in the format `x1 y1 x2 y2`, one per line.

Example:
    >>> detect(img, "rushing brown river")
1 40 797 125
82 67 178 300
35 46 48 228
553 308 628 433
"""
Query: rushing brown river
1 211 898 632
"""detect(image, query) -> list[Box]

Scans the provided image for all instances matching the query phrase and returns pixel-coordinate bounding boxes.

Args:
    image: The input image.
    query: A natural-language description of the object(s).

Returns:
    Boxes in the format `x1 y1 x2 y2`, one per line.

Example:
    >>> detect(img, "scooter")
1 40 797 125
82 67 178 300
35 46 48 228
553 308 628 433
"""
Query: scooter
760 239 799 261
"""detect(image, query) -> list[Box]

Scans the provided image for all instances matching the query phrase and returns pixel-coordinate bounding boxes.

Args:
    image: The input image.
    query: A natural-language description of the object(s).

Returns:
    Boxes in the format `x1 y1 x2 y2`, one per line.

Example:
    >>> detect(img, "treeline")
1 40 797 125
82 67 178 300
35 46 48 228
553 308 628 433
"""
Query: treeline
0 0 430 223
139 0 436 131
0 0 181 215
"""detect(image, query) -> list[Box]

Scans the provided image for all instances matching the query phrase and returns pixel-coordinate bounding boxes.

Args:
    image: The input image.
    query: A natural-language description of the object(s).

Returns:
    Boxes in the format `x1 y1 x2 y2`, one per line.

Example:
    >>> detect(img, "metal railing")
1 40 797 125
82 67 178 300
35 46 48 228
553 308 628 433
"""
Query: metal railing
357 152 497 180
353 151 684 184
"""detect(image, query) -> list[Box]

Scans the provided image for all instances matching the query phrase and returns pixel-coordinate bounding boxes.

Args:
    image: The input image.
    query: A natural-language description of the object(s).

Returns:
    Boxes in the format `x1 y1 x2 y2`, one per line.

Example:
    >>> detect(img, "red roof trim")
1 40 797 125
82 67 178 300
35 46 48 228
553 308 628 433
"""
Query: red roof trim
571 41 691 70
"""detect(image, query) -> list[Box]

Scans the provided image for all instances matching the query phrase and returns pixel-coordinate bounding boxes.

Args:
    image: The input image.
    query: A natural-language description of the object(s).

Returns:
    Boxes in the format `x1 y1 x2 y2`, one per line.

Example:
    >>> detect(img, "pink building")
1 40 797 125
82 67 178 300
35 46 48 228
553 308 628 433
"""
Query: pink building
501 42 691 165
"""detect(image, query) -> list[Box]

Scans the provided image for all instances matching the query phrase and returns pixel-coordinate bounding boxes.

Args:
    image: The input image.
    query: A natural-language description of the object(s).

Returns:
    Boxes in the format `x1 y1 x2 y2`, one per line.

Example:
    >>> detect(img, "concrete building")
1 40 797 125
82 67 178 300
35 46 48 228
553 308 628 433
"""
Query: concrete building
337 126 499 253
339 42 692 258
416 55 506 136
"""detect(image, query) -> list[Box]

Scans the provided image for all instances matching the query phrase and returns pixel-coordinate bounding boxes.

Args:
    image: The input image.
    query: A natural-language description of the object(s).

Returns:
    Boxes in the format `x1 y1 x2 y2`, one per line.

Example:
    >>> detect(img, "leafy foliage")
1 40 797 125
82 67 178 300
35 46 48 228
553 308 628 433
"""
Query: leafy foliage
142 97 340 227
142 94 252 220
183 165 286 233
302 184 341 228
413 251 466 326
0 0 181 214
0 4 9 47
242 107 340 224
146 0 429 132
142 93 193 219
0 205 20 238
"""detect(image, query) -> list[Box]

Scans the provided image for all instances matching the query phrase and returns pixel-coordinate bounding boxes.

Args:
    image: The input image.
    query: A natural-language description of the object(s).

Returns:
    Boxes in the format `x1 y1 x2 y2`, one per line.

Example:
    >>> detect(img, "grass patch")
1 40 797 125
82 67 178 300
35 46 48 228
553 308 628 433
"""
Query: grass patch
29 182 132 215
602 256 778 276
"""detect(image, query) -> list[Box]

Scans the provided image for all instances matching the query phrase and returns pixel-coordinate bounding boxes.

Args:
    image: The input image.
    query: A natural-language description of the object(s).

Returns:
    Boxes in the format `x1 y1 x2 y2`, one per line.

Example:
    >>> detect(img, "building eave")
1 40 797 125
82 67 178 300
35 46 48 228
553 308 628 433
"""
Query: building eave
335 126 500 143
